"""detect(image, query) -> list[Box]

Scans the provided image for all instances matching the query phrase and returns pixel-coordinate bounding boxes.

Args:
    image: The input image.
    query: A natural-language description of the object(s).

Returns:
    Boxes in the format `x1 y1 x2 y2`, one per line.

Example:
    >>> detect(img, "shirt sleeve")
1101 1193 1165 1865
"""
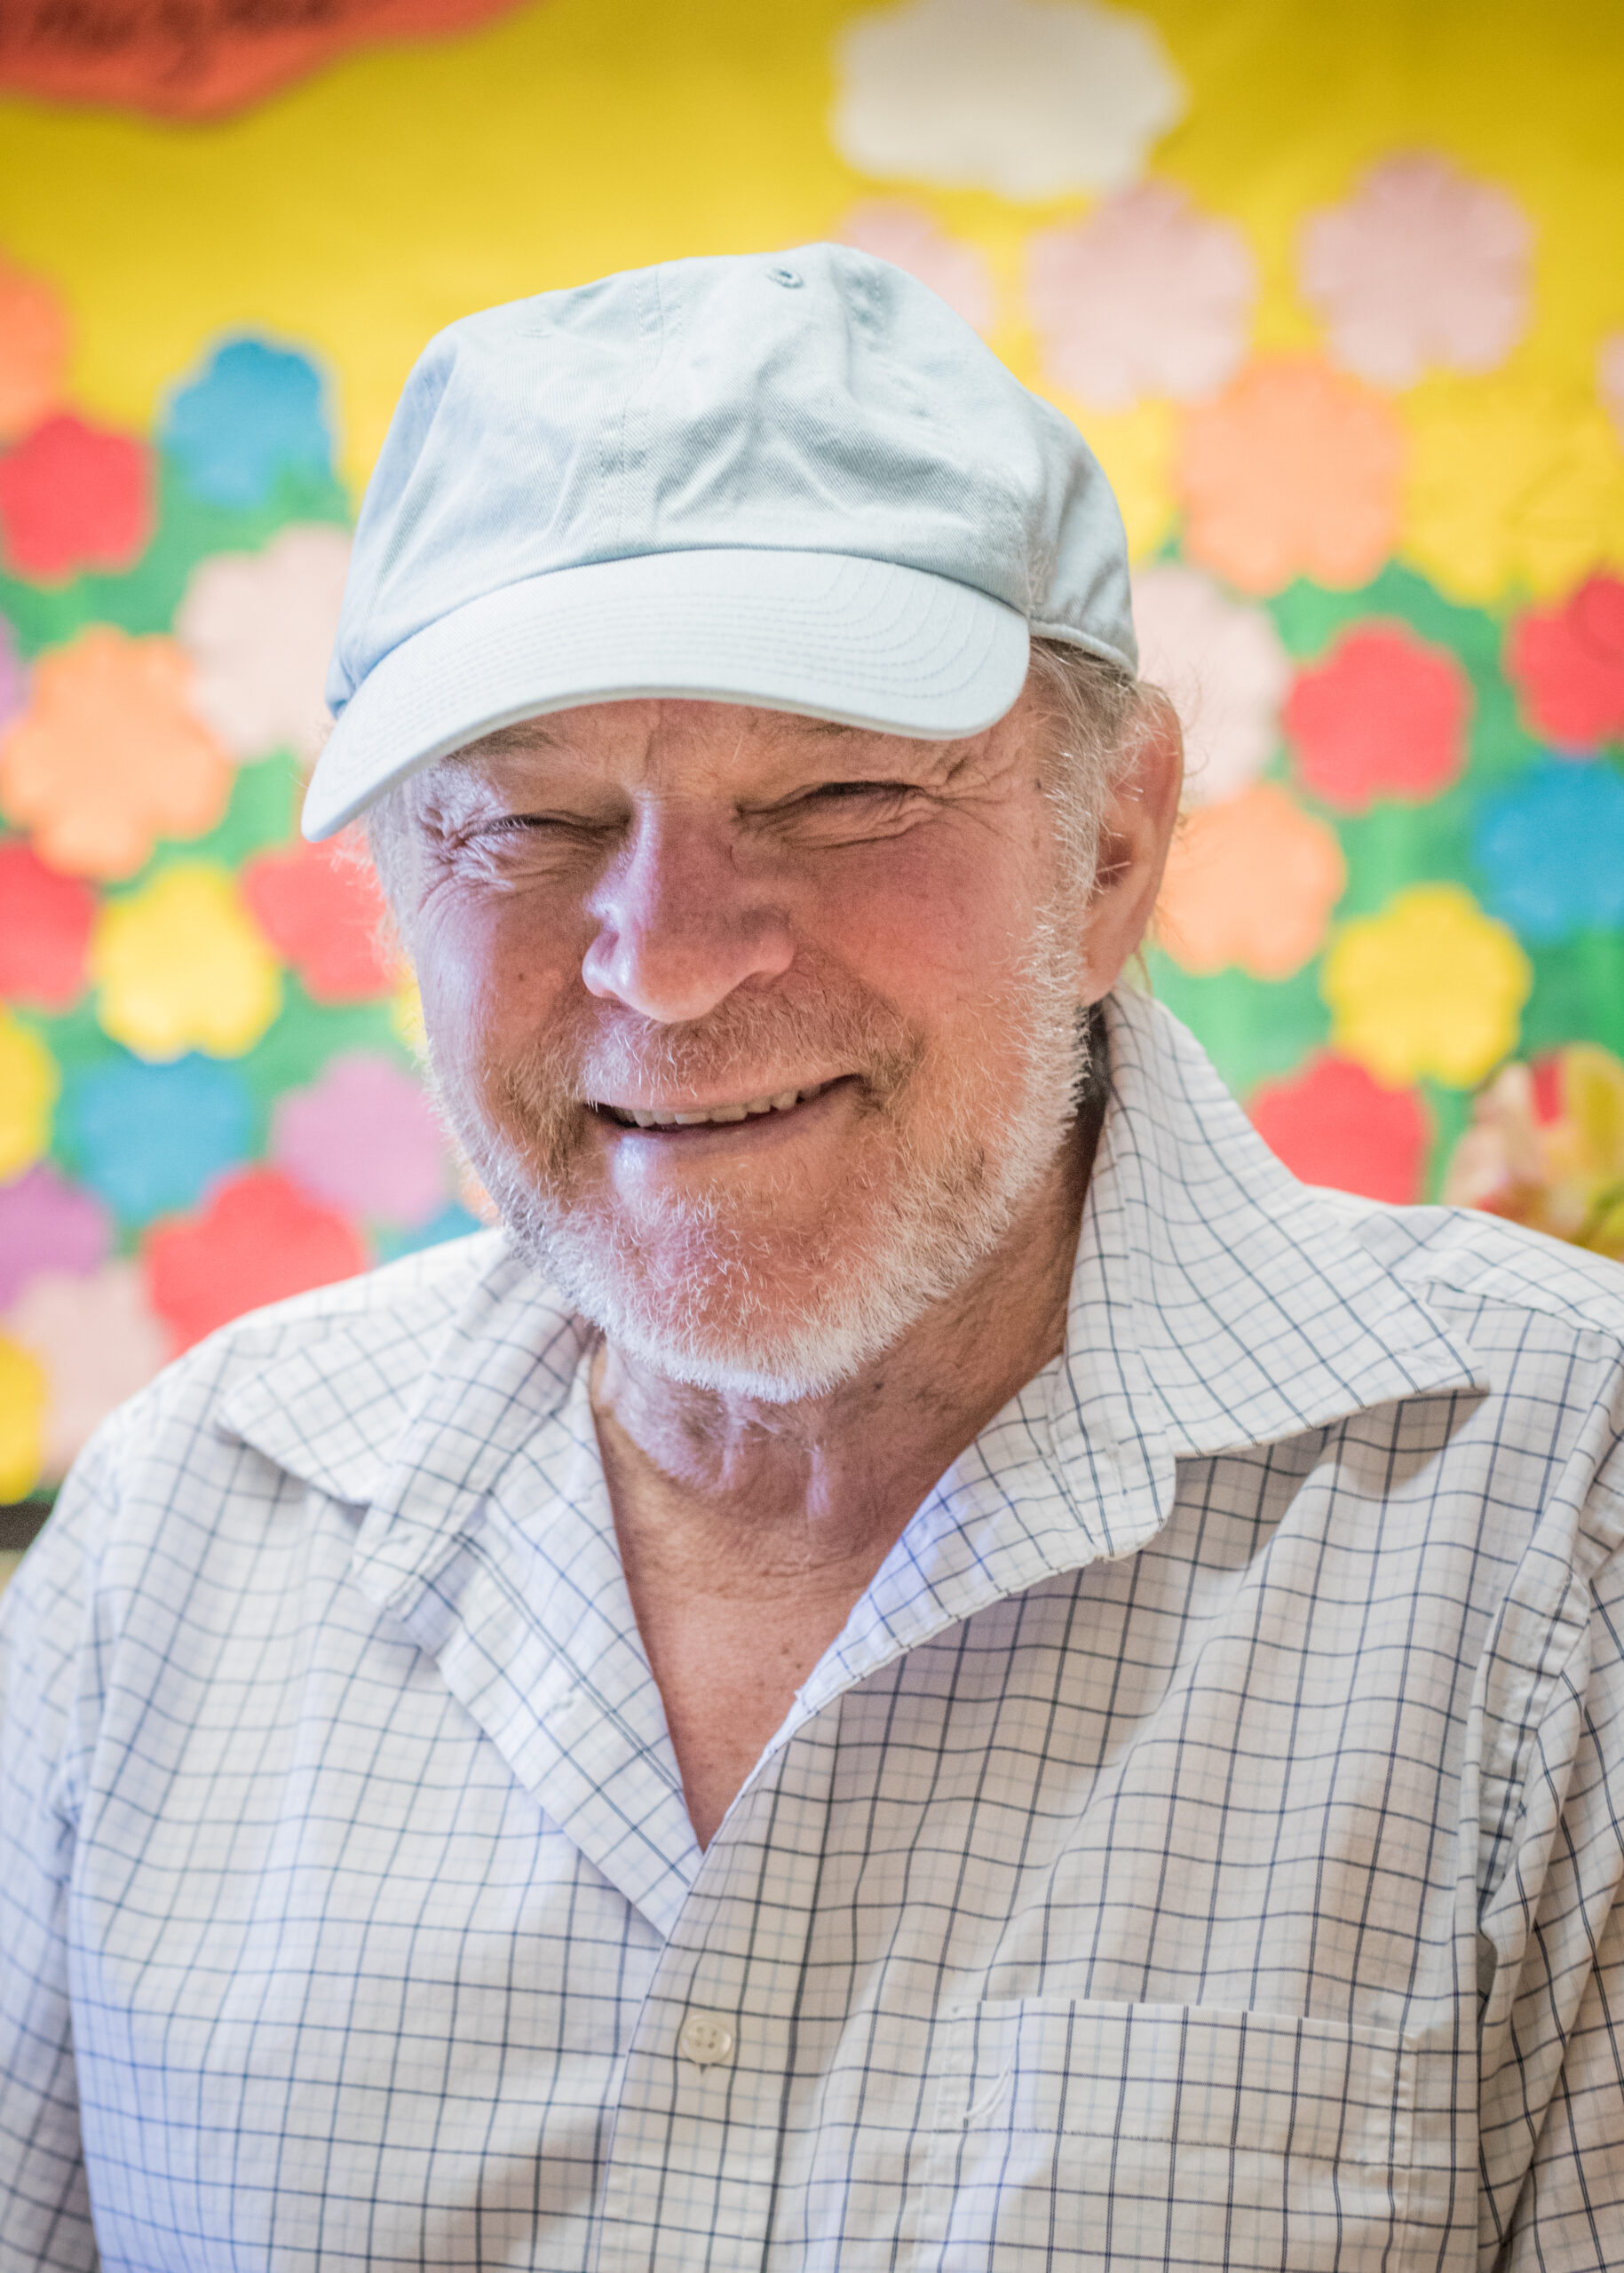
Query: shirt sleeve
1482 1539 1624 2273
0 1430 119 2273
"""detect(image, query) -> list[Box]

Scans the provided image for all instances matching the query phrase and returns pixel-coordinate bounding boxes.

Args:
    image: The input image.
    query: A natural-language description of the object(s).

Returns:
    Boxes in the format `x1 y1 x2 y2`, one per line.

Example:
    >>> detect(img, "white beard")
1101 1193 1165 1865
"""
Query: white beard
425 902 1091 1403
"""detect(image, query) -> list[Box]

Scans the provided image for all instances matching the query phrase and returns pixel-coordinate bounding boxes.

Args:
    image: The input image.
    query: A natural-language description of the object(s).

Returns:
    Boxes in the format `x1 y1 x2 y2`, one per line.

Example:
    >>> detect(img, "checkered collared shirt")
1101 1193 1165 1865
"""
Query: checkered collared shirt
4 988 1624 2272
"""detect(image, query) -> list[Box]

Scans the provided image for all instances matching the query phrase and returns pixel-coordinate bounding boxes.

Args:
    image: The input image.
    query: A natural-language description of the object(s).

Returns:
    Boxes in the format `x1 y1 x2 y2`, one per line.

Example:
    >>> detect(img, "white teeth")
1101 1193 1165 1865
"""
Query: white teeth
605 1079 832 1128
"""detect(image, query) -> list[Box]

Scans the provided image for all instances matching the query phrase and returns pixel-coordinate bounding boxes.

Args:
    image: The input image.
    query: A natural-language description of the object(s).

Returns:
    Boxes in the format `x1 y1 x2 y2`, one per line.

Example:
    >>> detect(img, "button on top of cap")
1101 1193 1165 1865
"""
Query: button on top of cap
765 265 803 288
677 2010 736 2067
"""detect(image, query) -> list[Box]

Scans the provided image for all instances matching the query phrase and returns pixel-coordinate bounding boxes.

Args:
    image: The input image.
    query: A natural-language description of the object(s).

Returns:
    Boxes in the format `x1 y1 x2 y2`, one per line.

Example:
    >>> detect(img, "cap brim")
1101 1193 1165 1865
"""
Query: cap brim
301 549 1030 840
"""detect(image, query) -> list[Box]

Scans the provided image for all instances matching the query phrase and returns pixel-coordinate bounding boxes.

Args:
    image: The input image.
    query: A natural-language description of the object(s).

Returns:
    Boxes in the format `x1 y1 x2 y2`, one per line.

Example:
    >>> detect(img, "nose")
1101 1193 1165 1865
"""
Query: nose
580 804 794 1023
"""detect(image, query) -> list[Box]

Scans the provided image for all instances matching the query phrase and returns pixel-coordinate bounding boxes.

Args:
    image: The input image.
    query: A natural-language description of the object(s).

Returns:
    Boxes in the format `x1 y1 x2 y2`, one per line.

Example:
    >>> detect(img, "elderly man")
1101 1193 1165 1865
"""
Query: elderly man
4 248 1623 2273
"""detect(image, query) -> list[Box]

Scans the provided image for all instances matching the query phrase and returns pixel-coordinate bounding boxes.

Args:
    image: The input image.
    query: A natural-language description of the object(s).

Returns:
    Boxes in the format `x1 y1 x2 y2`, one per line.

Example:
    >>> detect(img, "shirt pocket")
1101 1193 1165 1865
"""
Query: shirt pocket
920 1997 1455 2271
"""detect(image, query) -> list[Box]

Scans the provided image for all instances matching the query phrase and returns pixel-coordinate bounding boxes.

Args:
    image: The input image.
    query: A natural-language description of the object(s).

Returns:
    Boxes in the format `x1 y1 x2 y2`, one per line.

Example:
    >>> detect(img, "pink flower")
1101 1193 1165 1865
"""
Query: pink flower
175 525 352 763
1129 563 1288 806
272 1052 448 1228
1506 574 1624 751
1027 182 1255 409
837 202 996 335
1301 154 1532 389
6 1261 169 1480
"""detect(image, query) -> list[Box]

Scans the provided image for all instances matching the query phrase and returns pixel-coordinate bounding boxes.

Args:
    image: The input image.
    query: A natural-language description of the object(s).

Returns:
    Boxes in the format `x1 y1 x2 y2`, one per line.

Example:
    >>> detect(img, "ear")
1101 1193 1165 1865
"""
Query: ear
1079 698 1184 1002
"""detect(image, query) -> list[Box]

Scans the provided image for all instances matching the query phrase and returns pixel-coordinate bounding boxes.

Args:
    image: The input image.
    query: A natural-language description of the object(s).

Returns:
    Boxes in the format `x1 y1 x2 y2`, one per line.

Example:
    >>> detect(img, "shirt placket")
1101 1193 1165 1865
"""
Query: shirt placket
596 1710 842 2273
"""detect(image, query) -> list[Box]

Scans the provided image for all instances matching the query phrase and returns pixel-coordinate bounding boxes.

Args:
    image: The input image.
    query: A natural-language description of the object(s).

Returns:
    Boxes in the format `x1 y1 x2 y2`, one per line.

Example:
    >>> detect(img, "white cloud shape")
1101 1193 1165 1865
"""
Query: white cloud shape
1131 562 1290 807
175 522 352 763
832 0 1186 202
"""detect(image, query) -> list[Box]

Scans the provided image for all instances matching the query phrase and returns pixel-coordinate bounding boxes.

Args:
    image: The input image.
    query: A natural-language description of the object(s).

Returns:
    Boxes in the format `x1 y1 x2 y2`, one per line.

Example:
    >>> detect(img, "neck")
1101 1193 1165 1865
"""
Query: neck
590 1100 1100 1584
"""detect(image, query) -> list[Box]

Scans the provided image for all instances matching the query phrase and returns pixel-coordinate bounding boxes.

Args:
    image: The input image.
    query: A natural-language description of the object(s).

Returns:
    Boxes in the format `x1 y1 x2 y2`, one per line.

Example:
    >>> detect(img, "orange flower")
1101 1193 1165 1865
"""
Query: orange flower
0 626 234 879
1154 780 1346 980
0 256 69 440
1176 355 1404 596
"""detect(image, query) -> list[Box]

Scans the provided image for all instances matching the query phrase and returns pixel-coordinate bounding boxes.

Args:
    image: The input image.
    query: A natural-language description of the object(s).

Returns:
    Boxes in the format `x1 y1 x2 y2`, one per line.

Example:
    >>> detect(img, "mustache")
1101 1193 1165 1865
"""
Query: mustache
495 958 926 1122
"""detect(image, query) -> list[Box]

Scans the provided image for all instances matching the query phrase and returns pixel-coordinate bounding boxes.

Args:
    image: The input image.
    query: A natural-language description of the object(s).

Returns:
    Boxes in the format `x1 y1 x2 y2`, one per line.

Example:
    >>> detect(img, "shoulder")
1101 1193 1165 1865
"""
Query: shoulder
121 1227 506 1433
61 1228 579 1518
1323 1192 1624 1354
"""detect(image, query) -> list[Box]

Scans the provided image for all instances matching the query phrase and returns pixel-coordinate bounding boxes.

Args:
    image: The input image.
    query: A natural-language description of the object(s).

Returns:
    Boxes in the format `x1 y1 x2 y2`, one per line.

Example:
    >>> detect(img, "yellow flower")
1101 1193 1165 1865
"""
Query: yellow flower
1401 376 1624 605
0 1334 47 1503
1324 883 1531 1089
91 861 283 1061
0 1008 58 1180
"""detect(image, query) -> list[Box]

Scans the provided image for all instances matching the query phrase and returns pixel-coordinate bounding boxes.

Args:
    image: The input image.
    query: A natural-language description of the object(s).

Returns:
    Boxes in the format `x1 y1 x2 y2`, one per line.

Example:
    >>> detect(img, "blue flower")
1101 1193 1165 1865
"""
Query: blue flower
59 1054 253 1224
161 337 332 510
1474 757 1624 946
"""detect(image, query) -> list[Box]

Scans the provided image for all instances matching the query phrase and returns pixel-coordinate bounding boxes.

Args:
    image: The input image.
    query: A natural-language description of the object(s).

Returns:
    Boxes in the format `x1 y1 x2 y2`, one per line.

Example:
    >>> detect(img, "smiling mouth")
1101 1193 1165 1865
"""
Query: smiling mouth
590 1078 843 1130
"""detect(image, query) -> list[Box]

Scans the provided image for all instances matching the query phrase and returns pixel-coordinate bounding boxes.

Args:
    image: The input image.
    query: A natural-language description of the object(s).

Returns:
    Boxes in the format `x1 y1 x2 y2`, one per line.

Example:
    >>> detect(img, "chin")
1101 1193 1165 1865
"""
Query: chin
501 1180 947 1402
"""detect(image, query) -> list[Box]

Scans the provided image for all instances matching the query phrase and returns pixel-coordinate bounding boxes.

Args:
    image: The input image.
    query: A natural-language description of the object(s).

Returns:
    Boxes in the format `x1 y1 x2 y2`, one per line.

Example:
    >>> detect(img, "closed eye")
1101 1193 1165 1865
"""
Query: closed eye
802 781 916 806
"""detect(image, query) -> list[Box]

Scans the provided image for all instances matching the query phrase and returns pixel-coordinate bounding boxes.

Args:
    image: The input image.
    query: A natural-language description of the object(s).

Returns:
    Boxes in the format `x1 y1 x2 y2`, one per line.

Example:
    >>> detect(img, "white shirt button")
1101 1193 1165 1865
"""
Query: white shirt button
677 2010 736 2068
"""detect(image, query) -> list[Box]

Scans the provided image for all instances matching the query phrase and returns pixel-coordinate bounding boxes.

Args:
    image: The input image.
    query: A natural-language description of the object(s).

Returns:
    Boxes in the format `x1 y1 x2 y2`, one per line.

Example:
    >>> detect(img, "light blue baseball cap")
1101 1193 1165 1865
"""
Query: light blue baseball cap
303 243 1137 841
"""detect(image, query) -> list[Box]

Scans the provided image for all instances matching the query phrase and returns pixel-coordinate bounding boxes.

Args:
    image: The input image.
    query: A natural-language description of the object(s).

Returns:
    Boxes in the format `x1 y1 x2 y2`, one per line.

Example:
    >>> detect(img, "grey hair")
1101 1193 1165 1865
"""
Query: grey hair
362 638 1176 922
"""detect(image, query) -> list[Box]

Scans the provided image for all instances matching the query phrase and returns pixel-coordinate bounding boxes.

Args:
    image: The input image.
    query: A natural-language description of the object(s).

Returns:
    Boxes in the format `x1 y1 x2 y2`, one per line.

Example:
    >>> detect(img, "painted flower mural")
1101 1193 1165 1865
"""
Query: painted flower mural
1176 358 1404 596
1300 154 1532 390
1131 562 1289 806
1027 184 1255 409
1284 623 1470 812
0 628 233 878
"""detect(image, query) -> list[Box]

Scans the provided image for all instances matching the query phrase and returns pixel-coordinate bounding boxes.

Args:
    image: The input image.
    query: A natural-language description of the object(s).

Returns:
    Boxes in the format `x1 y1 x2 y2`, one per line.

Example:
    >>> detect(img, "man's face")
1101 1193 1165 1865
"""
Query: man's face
400 688 1112 1398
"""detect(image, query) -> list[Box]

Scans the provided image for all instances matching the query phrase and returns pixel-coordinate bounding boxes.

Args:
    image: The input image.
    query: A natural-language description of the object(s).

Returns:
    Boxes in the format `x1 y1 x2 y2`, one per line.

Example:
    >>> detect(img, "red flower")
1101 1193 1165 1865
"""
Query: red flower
143 1165 368 1350
0 839 95 1010
0 413 153 582
1506 574 1624 751
241 839 396 1003
1284 622 1470 812
1250 1054 1430 1205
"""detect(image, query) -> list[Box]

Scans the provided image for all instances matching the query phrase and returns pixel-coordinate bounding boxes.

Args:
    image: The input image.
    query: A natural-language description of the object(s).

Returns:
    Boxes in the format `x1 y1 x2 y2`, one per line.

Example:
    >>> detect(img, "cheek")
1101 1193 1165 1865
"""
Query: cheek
414 890 582 1072
805 827 1057 1022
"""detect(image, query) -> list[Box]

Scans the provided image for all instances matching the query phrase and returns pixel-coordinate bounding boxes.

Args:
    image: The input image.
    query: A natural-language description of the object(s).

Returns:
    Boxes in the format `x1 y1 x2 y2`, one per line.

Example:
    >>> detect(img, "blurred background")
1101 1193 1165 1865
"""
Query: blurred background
4 0 1624 1571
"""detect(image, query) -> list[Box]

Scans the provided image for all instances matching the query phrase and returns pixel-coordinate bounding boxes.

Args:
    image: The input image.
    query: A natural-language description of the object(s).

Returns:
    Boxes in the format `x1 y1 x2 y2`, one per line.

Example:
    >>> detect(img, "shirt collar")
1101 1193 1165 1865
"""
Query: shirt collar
1044 986 1487 1550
